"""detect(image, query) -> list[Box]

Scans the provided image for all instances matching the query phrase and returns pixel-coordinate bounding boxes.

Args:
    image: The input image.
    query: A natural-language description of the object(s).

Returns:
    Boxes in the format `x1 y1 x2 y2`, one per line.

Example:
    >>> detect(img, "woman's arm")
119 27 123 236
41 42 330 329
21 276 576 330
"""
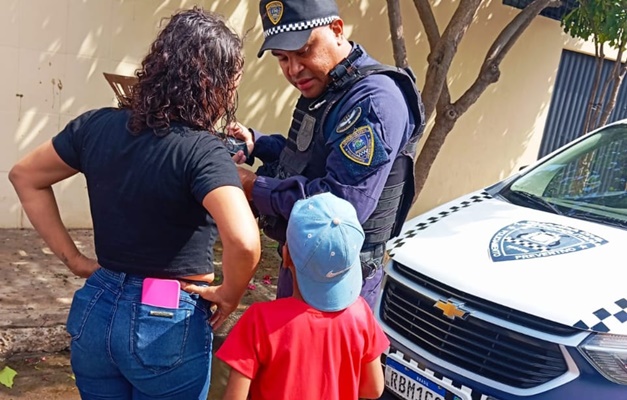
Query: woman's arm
358 357 385 399
222 368 252 400
9 140 99 278
182 185 261 329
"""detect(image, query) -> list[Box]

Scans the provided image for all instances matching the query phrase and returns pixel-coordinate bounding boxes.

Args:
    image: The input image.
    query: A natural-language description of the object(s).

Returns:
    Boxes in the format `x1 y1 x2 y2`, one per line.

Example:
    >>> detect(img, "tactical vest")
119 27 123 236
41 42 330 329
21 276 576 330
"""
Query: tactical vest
262 48 425 248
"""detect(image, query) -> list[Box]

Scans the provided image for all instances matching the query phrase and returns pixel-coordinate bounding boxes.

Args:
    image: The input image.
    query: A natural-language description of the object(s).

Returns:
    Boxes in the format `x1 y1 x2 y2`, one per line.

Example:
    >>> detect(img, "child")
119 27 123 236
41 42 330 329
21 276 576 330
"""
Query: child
216 192 390 400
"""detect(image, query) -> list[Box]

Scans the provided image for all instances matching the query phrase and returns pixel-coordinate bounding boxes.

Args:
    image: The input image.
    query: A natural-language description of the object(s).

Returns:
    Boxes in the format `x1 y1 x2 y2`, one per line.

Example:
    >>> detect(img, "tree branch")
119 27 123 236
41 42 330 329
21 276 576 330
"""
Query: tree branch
412 0 563 203
486 0 561 66
455 0 561 114
386 0 409 68
412 0 441 49
419 0 482 121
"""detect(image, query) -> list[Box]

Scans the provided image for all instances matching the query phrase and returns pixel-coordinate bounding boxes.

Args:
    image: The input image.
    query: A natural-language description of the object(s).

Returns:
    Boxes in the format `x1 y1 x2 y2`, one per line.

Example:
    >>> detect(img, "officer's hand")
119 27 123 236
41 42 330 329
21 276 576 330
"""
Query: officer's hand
225 122 254 160
237 167 257 202
179 282 238 330
231 150 247 165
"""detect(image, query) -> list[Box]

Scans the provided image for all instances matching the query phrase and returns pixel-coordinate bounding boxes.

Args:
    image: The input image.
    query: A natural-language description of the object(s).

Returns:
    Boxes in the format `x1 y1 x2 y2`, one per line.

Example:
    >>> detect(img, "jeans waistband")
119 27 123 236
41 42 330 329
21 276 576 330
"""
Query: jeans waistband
96 267 211 288
97 267 146 286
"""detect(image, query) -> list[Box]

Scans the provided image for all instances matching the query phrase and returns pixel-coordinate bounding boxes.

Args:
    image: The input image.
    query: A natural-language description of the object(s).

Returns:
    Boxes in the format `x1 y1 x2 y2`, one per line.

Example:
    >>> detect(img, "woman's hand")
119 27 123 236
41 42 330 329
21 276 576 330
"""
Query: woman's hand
179 282 239 329
66 253 100 278
237 167 257 202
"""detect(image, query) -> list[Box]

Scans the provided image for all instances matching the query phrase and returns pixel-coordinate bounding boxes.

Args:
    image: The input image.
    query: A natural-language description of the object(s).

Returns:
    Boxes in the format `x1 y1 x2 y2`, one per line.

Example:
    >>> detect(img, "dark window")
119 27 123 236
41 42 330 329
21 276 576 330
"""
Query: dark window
539 50 627 157
503 0 578 21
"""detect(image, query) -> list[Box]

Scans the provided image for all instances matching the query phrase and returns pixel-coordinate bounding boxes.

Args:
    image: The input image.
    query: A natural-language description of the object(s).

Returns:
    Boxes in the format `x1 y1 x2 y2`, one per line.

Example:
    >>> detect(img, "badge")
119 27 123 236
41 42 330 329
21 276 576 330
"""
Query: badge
488 220 608 262
336 106 362 133
296 114 316 151
266 1 283 25
339 125 374 166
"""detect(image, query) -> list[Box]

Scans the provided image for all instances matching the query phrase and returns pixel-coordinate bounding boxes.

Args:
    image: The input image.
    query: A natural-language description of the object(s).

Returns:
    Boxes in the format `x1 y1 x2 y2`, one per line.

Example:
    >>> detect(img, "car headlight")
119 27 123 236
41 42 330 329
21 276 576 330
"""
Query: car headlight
579 334 627 384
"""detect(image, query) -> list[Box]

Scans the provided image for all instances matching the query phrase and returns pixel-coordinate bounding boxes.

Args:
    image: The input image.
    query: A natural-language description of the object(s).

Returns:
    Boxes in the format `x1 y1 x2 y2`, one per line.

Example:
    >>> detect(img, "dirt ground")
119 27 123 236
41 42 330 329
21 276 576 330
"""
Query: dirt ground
0 229 282 400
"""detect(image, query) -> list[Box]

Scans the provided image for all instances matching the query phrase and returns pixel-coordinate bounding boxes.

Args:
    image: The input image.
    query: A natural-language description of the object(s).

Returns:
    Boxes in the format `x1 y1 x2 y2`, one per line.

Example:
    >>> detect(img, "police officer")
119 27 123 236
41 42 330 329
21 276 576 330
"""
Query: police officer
232 0 425 309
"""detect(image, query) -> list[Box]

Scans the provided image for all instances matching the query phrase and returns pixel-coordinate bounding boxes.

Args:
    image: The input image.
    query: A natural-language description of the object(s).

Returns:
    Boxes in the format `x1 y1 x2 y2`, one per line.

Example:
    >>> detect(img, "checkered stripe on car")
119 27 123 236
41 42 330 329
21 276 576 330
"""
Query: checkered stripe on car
388 191 493 257
386 348 490 400
503 237 549 251
264 15 339 37
574 298 627 333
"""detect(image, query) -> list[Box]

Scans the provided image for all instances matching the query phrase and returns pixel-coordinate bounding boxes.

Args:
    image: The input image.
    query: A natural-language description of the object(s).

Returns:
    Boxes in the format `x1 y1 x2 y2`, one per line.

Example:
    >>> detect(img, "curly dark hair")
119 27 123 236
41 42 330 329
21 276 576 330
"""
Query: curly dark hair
128 7 244 136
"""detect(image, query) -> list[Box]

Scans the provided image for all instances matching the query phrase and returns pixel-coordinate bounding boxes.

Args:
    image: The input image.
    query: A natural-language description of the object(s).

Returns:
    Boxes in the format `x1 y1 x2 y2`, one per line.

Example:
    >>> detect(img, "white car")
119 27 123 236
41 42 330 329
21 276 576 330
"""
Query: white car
376 120 627 400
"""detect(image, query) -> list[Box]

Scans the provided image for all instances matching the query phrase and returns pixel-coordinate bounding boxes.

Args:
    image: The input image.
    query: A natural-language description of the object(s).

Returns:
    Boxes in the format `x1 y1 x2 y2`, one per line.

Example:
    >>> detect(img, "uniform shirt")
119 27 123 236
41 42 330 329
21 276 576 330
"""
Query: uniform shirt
52 108 241 277
215 296 390 400
251 43 416 225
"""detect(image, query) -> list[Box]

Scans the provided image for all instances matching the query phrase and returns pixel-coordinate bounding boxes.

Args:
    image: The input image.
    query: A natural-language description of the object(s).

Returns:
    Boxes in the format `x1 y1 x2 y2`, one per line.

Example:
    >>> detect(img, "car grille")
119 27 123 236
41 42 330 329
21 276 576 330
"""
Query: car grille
394 262 581 337
380 277 569 389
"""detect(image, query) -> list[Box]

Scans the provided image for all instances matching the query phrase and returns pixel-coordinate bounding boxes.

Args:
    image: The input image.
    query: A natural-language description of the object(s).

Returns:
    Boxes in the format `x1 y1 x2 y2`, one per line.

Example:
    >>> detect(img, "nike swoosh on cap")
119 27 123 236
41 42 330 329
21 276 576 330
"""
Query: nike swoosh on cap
325 267 350 278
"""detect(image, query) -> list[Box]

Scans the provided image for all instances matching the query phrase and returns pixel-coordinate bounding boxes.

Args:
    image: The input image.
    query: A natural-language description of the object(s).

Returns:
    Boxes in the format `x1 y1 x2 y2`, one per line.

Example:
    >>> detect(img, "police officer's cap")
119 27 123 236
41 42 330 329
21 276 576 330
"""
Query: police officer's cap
257 0 340 58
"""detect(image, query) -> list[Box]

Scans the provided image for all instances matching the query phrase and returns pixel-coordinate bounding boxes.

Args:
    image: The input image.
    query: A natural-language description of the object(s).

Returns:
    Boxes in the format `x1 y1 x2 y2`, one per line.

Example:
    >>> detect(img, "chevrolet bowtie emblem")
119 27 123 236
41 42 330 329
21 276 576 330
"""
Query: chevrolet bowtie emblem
434 300 469 320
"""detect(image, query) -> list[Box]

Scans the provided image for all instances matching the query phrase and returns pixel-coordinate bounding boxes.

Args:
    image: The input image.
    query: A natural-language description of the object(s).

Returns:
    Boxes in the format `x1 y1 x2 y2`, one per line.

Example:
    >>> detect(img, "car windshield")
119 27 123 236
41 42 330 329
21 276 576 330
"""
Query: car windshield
501 124 627 230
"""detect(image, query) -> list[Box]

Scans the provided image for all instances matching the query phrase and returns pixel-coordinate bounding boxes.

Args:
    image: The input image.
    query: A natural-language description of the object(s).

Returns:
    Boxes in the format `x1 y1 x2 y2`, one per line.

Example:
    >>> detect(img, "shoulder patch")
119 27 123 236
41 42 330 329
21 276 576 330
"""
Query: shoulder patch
339 125 374 166
336 106 362 133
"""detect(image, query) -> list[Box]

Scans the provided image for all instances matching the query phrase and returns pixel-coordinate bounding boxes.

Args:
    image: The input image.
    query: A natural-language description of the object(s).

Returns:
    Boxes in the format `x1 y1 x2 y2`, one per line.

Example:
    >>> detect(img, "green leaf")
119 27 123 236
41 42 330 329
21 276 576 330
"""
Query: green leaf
0 366 18 389
562 0 627 52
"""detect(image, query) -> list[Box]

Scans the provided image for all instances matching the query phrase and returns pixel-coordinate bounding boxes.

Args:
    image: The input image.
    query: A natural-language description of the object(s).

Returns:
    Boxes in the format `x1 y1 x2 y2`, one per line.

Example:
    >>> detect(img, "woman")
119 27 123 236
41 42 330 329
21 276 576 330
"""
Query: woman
9 8 260 400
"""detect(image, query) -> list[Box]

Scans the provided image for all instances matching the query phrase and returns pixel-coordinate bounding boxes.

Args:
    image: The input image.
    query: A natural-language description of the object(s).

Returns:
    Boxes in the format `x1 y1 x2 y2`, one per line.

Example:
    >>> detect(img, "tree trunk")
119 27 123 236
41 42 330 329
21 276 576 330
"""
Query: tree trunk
599 62 627 127
413 106 458 196
411 0 561 203
583 41 605 134
590 50 622 131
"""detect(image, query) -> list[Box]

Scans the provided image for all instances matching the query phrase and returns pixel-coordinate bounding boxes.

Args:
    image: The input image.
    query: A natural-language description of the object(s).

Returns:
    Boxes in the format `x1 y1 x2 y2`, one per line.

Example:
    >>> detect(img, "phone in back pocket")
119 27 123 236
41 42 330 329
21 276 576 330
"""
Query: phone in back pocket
141 278 180 308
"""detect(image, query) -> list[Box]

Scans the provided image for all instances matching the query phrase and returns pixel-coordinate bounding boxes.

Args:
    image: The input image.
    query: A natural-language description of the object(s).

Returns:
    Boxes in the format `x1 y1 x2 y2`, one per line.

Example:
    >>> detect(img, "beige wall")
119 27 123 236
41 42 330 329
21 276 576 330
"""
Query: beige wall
0 0 601 227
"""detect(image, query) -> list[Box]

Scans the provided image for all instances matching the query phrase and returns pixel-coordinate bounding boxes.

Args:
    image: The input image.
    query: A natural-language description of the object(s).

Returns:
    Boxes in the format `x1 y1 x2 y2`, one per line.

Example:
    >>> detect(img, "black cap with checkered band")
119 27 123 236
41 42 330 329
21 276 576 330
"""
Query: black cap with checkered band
257 0 340 58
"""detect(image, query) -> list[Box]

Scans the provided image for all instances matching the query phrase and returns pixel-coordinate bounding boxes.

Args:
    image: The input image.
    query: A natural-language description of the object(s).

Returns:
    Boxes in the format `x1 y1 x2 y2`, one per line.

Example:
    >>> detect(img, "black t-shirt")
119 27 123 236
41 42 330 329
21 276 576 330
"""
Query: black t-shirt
52 107 242 277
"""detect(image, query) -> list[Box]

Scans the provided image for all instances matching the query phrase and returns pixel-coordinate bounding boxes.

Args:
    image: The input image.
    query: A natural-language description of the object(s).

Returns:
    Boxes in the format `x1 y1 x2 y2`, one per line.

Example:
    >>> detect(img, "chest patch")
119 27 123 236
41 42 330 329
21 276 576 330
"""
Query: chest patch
296 114 316 151
336 106 362 133
339 125 374 166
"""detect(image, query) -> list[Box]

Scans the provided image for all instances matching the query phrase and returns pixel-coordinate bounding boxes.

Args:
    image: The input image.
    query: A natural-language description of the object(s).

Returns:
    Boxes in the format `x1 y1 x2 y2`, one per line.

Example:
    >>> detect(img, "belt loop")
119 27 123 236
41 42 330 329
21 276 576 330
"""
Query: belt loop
105 268 127 287
117 271 127 287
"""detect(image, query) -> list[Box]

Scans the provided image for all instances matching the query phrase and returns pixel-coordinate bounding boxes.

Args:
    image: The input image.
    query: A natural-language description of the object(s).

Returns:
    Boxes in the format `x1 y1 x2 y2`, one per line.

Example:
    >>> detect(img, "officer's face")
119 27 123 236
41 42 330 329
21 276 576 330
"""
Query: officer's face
271 20 349 98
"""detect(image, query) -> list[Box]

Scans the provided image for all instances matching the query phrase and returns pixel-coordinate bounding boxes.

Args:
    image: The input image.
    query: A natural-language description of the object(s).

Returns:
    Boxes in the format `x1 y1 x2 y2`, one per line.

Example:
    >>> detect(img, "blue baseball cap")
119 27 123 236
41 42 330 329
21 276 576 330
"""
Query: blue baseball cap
258 0 340 58
286 193 364 312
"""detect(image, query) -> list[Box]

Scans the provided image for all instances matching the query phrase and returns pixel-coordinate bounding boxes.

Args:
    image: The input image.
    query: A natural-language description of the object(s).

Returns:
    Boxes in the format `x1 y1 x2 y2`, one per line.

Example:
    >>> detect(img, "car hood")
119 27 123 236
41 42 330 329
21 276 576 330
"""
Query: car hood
388 190 627 334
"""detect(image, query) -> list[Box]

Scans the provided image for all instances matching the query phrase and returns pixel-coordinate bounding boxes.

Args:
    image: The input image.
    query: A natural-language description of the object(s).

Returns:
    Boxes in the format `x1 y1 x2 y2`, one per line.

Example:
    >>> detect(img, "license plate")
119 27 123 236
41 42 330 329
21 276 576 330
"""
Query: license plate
385 356 468 400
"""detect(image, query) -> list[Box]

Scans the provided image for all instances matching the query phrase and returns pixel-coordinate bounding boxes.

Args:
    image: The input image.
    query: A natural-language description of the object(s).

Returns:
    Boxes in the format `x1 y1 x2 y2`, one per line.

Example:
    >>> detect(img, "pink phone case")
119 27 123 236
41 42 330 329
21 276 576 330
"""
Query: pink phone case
141 278 181 309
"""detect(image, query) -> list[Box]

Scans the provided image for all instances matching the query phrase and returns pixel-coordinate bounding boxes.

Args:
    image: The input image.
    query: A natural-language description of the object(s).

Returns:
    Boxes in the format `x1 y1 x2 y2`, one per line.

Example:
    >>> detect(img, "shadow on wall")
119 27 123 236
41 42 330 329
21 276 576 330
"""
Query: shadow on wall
4 0 268 228
5 0 563 226
399 1 564 215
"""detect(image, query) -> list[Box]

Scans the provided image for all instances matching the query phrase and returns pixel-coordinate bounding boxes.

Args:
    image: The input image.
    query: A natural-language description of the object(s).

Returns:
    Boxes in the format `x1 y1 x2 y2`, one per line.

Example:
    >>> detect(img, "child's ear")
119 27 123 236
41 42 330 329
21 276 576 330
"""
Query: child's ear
282 244 293 269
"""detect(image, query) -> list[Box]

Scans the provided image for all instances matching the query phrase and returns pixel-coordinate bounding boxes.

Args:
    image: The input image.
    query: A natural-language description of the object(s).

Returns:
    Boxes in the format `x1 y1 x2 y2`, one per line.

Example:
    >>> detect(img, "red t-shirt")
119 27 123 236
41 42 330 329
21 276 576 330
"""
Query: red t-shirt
216 296 390 400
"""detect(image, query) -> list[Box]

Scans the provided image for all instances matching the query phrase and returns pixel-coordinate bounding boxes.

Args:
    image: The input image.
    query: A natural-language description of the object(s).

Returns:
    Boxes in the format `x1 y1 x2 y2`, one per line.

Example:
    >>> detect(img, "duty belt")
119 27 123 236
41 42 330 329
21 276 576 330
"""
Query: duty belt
359 243 386 279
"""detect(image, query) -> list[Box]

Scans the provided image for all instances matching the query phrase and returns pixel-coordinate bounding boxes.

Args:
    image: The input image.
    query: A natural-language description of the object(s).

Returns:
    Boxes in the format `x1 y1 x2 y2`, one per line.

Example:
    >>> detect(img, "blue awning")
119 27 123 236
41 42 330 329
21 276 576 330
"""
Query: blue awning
503 0 579 21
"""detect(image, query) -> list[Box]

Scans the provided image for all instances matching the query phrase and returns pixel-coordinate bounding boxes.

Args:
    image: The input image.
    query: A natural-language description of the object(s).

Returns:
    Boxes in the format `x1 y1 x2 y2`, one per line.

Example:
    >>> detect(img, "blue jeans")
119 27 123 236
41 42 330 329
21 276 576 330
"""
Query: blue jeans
66 268 213 400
